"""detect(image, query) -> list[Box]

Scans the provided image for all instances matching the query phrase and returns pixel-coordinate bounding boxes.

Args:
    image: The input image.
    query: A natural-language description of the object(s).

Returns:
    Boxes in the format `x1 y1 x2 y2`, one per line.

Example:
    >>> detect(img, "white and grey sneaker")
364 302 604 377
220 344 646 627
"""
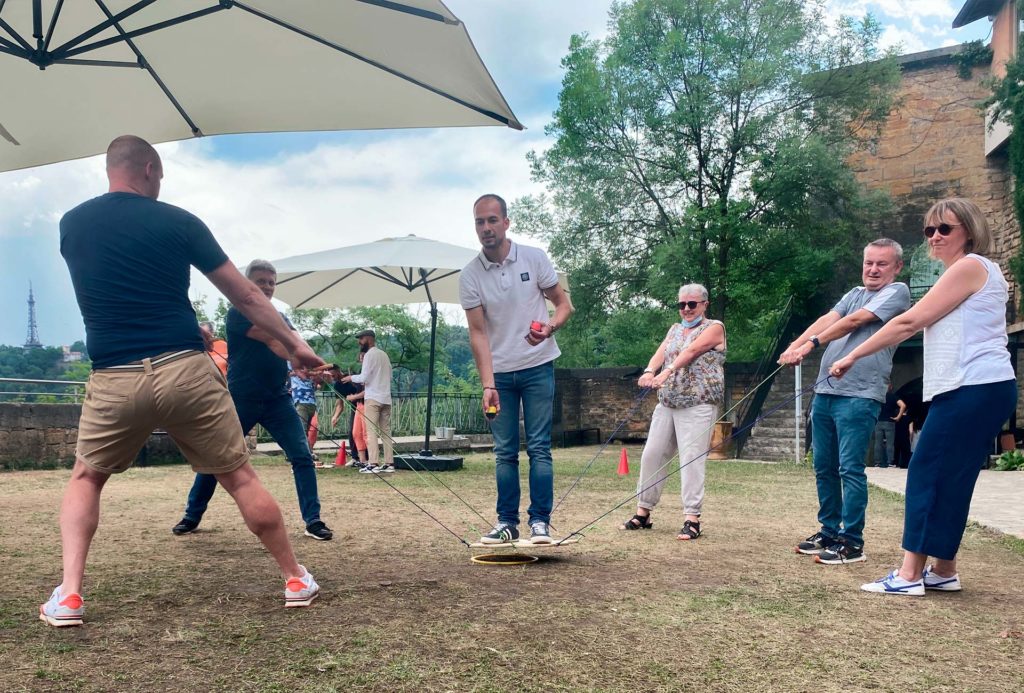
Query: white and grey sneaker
358 464 379 474
860 569 924 596
923 565 962 592
530 521 553 544
284 566 320 607
480 522 519 544
376 464 396 473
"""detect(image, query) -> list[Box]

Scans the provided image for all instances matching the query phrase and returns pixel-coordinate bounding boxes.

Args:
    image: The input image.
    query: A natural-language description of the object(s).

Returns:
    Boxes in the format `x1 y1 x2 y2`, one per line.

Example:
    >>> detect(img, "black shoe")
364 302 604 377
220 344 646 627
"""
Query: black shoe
304 520 333 541
795 531 837 555
172 518 199 535
479 522 519 544
815 539 866 565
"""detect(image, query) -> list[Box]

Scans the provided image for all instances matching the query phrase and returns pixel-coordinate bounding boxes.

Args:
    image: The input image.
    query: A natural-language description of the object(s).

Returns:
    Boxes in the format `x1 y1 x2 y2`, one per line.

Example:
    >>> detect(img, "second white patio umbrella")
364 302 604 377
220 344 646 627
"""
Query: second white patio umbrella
271 234 568 456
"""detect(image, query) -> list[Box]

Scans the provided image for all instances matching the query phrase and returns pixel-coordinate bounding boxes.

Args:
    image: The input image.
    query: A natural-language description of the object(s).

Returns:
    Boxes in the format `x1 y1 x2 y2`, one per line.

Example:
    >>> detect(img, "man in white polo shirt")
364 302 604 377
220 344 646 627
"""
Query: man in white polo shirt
342 329 395 473
460 194 574 544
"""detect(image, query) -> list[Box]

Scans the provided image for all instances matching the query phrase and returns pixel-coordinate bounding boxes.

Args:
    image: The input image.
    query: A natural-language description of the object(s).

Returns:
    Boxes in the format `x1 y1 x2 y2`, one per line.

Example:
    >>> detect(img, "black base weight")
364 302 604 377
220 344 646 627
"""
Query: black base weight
395 454 464 472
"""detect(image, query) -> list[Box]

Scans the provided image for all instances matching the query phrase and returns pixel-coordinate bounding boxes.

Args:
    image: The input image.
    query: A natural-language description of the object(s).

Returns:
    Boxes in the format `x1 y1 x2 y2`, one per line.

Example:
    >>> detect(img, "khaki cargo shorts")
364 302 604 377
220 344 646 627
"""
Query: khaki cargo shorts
76 350 250 475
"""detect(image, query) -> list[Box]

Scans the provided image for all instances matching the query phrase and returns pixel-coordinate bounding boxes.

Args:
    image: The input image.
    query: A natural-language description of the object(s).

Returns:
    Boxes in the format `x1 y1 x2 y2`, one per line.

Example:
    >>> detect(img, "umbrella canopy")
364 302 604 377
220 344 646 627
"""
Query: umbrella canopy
0 0 522 173
271 234 569 455
273 234 481 308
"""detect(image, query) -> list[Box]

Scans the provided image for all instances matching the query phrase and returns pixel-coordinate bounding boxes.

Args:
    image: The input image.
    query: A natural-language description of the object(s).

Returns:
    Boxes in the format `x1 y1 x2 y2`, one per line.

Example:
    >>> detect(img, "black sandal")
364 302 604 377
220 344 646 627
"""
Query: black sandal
677 520 701 540
621 514 653 530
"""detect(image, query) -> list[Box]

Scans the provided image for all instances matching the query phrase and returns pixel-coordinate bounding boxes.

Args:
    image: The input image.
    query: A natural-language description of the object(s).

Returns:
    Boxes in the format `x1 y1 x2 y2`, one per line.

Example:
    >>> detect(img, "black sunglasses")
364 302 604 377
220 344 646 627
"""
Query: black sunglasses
677 300 706 310
923 223 962 238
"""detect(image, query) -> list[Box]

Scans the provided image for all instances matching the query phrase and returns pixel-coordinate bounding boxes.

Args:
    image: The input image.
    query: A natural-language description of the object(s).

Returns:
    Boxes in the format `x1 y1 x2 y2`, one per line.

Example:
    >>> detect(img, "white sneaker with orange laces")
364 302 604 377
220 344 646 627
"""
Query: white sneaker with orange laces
284 566 319 607
39 586 84 627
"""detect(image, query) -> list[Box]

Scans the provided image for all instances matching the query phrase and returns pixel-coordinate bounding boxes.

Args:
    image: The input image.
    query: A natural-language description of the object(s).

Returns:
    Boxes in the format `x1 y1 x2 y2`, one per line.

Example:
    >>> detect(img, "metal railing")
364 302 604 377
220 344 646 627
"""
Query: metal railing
733 296 799 457
257 390 489 442
0 378 87 403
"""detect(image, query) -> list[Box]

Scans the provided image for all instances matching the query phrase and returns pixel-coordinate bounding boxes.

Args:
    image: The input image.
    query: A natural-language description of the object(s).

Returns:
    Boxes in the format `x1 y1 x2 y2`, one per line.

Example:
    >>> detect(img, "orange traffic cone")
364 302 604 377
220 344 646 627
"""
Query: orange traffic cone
618 447 630 475
334 441 347 467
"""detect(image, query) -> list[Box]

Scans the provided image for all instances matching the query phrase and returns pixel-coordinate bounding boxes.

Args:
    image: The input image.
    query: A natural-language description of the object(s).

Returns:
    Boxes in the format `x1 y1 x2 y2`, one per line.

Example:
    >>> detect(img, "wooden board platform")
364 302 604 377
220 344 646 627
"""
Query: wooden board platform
469 536 581 549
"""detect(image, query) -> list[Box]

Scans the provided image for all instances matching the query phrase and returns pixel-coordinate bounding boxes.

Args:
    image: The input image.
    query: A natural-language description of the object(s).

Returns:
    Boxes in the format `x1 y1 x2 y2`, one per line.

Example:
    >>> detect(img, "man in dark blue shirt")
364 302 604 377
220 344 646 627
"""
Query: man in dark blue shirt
173 259 333 541
41 136 323 629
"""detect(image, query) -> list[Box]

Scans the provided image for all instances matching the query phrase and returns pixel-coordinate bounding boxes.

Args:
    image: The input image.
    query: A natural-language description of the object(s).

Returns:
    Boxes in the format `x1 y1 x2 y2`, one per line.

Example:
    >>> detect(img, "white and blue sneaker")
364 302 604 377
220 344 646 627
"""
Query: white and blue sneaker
923 565 962 592
860 569 925 596
39 586 85 627
530 521 553 544
480 522 519 545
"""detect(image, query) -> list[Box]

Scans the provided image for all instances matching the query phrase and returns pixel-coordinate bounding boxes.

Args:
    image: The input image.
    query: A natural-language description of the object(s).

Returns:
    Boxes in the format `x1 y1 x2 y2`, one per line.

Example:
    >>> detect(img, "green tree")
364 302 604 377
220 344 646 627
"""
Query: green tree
516 0 900 362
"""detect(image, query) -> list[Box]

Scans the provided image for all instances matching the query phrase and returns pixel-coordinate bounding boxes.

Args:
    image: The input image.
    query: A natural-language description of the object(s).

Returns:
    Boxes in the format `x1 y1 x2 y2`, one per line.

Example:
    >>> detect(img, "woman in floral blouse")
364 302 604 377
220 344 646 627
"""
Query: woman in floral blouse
622 284 726 540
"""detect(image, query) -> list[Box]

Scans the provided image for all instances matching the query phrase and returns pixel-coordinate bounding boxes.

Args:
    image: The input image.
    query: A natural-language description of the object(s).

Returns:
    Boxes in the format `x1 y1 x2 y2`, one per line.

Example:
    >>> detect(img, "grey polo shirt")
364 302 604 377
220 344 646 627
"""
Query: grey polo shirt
459 241 562 374
814 282 911 403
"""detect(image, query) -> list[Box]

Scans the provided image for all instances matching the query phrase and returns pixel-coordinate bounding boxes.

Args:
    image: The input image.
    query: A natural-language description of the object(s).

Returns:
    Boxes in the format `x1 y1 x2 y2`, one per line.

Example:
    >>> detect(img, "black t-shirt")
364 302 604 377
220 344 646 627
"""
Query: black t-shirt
878 391 900 421
60 192 228 368
226 306 294 399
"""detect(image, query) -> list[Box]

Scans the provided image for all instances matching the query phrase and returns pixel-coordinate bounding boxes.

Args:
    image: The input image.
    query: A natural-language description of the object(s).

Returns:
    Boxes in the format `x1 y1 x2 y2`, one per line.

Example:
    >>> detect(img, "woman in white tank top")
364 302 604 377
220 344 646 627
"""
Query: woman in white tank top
829 198 1015 596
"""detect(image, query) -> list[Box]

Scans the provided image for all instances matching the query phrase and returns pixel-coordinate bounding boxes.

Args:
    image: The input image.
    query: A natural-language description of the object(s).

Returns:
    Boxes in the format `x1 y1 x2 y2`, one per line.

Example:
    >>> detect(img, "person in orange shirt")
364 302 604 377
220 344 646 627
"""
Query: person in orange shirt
199 321 228 376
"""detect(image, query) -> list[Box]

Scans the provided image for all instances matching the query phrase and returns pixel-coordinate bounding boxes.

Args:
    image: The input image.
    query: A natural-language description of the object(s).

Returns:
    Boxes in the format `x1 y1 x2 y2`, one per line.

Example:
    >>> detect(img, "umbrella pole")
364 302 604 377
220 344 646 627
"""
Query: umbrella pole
422 277 438 456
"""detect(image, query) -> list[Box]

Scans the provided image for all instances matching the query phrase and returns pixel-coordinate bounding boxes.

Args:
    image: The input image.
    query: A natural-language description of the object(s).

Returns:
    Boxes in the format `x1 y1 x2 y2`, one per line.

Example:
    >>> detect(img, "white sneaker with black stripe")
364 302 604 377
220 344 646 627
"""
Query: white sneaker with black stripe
530 521 553 544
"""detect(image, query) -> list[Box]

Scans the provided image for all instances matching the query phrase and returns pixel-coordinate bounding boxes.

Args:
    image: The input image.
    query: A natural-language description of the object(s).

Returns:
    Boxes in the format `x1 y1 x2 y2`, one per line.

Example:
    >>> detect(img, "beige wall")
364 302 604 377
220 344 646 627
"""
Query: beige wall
848 55 1018 316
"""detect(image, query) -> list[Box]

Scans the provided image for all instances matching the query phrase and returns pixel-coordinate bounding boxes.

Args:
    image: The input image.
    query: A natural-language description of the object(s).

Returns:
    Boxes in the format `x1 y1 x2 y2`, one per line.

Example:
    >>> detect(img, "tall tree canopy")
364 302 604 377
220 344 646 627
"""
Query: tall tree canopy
515 0 900 363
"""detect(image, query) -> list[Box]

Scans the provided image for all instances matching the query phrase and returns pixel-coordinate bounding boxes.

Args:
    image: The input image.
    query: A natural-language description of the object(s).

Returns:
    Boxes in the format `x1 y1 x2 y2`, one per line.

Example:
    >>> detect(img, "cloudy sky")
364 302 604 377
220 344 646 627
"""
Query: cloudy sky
0 0 990 347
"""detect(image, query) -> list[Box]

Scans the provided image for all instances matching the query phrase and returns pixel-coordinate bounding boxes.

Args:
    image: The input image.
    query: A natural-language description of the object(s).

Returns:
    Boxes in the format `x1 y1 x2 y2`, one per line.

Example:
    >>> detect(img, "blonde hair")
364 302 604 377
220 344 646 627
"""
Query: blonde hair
925 198 992 256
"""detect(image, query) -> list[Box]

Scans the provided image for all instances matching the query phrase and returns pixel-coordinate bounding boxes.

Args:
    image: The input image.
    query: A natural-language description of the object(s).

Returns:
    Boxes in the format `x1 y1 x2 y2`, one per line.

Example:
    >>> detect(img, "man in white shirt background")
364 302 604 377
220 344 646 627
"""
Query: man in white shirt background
342 329 395 474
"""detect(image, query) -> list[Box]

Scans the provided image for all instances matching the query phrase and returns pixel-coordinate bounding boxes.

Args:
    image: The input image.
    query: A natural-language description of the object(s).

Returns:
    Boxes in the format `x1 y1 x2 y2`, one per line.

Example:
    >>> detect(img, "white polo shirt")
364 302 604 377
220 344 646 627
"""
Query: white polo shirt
459 241 561 374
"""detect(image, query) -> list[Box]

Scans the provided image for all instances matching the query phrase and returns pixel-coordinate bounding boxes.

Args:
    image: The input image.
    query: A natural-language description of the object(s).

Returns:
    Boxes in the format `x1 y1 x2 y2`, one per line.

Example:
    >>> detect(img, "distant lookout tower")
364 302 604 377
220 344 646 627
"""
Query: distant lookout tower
24 282 43 349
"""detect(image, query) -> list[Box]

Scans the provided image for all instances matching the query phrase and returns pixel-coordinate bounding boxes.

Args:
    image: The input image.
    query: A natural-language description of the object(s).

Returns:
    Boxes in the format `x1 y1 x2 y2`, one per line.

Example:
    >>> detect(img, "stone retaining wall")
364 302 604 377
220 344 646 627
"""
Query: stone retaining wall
0 402 184 471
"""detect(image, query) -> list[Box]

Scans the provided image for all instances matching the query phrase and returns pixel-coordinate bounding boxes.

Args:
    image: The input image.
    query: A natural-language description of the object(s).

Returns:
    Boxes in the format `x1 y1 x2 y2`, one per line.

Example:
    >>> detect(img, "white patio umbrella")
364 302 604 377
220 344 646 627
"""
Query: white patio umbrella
0 0 522 173
271 234 569 456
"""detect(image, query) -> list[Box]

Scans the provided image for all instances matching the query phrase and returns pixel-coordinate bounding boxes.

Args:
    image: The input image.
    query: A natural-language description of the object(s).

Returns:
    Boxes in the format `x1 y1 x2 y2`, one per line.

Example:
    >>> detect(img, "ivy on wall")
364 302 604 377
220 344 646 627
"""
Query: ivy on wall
955 40 993 79
987 29 1024 311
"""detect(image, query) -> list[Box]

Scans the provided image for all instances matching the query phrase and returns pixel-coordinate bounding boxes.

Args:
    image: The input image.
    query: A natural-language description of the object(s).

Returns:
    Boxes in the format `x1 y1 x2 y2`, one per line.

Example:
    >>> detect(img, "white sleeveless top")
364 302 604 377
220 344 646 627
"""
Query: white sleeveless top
923 254 1014 401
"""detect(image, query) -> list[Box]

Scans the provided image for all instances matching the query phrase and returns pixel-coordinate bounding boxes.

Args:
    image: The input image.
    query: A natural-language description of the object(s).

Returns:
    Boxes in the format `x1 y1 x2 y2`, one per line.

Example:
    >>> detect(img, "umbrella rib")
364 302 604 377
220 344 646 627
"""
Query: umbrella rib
0 36 24 54
49 0 159 56
412 268 459 289
230 1 517 129
54 58 143 68
58 5 229 61
43 0 65 51
362 266 414 288
0 16 31 51
353 0 458 25
294 269 363 308
88 0 205 137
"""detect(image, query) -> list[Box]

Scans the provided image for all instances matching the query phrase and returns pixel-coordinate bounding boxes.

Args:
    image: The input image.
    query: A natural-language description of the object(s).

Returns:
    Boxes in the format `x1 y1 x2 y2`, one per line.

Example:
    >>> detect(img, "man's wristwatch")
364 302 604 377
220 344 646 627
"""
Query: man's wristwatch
642 368 654 374
808 335 821 349
665 363 677 373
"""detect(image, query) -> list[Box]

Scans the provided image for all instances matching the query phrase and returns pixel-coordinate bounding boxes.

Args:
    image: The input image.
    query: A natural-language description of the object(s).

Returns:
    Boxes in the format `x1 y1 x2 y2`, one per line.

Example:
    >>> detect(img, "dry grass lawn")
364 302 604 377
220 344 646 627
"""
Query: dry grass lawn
1 446 1022 692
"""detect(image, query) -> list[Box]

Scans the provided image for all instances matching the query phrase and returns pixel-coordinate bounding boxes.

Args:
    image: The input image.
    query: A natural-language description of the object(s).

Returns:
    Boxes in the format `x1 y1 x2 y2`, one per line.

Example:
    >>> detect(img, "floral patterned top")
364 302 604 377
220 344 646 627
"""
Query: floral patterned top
658 319 726 409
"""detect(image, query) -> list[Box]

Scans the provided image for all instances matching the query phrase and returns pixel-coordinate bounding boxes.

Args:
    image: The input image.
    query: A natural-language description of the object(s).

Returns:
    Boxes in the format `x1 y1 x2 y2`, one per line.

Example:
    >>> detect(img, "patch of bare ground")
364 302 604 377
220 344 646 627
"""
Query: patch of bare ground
1 446 1021 691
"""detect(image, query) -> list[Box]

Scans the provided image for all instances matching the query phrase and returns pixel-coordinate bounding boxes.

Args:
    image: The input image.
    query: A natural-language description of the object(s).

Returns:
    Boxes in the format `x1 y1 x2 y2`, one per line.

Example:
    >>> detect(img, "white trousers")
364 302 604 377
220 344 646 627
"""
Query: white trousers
636 402 716 516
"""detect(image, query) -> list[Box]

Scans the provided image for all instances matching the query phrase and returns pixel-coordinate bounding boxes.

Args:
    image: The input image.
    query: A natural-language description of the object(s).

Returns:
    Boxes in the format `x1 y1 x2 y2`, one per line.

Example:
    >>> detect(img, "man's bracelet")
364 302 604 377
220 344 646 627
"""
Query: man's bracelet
808 335 821 349
483 386 498 391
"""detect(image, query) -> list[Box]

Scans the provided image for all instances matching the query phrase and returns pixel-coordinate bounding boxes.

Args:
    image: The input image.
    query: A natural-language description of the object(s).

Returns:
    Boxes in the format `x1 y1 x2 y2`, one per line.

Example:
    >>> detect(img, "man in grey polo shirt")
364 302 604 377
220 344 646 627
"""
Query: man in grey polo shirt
460 194 574 545
779 238 909 565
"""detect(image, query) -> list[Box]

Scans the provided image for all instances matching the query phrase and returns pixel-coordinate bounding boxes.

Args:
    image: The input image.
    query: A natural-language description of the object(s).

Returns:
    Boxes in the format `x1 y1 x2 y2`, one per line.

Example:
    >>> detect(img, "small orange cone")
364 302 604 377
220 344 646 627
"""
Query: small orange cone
618 447 630 476
334 441 347 467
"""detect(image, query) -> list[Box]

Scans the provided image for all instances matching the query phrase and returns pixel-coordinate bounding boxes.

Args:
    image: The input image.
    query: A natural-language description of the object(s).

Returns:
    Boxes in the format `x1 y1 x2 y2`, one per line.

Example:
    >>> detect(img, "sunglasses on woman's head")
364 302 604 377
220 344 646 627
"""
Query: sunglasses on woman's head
677 300 705 310
923 223 962 238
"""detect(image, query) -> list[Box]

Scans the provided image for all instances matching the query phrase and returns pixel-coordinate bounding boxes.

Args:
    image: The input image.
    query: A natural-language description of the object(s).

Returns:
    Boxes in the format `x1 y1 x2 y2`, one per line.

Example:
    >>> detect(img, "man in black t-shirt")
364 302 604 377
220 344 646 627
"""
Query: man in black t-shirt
41 136 323 629
173 260 333 540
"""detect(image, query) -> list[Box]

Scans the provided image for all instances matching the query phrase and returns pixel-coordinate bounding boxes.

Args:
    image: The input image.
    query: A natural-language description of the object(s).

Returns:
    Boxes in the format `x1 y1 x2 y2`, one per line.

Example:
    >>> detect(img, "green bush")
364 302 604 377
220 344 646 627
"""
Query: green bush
995 449 1024 471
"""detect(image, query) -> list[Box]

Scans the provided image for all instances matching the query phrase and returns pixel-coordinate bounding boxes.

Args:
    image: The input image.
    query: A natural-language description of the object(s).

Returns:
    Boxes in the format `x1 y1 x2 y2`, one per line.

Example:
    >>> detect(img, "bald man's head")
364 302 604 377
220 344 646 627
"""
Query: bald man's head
106 135 163 199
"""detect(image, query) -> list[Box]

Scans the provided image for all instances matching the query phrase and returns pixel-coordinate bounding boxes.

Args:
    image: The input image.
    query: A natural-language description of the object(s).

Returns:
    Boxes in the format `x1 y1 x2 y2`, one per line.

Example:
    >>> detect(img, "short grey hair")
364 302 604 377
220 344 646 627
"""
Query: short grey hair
866 238 903 262
678 283 709 301
245 259 277 278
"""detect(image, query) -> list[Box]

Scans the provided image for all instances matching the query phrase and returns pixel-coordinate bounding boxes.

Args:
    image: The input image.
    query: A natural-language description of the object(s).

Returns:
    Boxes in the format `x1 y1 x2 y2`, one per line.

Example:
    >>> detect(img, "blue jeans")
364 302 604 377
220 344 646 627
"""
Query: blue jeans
872 420 896 467
183 393 321 526
810 394 880 546
491 361 555 526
